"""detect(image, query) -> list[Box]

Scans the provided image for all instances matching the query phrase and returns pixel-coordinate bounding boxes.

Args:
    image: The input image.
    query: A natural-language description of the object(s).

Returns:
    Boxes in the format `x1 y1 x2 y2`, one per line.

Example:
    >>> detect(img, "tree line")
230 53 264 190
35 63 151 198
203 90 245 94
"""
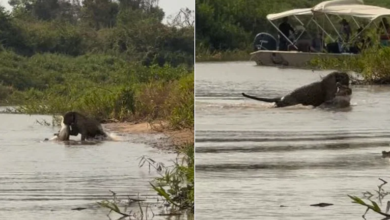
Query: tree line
0 0 194 67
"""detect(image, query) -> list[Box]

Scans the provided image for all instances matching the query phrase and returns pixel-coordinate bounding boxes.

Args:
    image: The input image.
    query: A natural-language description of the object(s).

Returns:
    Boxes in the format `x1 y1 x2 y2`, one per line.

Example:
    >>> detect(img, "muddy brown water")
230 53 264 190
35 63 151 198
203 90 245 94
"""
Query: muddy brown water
0 110 185 220
195 62 390 220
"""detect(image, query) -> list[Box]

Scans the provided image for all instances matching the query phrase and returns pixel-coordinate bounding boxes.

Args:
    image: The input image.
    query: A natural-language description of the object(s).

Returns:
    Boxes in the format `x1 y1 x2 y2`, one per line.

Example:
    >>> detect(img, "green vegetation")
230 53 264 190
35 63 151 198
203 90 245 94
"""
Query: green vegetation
1 1 193 66
2 51 194 129
310 29 390 84
311 46 390 84
348 178 390 219
99 143 194 216
144 144 194 212
195 0 390 61
0 0 194 129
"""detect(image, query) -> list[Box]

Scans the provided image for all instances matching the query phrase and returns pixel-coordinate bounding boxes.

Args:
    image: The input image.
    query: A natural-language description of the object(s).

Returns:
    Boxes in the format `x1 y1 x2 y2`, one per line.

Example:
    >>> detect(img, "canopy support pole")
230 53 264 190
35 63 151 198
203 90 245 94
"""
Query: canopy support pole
346 19 374 46
312 17 335 42
351 16 360 28
293 15 313 42
381 19 390 42
325 14 343 42
293 15 304 26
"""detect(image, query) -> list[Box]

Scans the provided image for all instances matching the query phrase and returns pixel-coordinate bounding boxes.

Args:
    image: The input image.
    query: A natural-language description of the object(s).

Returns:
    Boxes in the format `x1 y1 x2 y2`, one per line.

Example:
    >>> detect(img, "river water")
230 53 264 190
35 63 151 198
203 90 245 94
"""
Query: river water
195 62 390 220
0 111 182 220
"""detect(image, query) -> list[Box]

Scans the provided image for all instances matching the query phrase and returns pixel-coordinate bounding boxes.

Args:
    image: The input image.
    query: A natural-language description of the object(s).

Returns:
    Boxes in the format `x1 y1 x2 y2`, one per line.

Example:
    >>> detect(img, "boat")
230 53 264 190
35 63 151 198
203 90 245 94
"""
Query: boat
250 0 390 68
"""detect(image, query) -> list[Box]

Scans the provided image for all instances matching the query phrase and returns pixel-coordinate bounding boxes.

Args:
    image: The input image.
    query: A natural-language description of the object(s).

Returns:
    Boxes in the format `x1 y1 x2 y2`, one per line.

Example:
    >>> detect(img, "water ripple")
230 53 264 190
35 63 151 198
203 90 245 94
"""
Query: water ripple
195 62 390 220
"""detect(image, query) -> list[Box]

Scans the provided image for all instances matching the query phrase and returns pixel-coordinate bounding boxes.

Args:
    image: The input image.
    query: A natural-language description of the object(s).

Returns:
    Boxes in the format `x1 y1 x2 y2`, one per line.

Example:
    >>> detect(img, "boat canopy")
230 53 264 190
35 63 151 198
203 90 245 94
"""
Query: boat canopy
312 0 364 11
312 4 390 21
266 8 312 21
266 0 366 21
263 0 390 51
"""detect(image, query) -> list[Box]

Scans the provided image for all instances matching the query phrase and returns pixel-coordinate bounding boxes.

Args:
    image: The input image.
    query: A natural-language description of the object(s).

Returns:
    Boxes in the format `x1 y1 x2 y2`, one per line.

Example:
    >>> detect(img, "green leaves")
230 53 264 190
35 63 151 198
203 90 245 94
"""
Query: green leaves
97 200 131 217
140 144 194 211
150 183 179 206
348 194 390 218
348 195 382 212
372 201 381 213
97 200 121 214
347 179 390 219
348 195 366 206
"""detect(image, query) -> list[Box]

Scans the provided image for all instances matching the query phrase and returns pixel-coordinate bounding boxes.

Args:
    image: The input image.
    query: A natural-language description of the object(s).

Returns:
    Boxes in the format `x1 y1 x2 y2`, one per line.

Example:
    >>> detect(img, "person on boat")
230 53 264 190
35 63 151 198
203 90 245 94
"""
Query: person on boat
311 32 324 52
339 19 351 43
338 19 352 52
278 17 295 51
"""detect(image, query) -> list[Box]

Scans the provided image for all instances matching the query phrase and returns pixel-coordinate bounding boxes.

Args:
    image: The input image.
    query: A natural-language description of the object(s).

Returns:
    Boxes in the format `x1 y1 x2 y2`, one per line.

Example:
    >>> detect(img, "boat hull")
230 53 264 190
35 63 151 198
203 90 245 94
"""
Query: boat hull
250 50 356 68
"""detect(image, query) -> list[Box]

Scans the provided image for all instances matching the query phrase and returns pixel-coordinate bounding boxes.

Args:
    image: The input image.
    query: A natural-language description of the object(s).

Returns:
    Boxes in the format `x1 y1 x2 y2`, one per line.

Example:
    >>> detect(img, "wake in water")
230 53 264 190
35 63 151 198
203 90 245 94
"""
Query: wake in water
44 131 122 143
196 100 358 114
215 102 274 109
196 101 314 111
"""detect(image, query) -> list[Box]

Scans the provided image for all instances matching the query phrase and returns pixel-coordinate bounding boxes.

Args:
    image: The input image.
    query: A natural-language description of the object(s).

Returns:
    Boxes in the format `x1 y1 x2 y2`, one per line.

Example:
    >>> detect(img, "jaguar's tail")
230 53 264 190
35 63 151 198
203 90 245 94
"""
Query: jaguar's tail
241 93 281 103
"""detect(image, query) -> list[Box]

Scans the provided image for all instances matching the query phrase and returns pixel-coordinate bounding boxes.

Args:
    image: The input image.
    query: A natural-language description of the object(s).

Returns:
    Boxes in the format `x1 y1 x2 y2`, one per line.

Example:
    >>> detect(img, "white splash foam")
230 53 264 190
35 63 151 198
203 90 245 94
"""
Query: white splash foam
105 132 122 141
49 135 59 141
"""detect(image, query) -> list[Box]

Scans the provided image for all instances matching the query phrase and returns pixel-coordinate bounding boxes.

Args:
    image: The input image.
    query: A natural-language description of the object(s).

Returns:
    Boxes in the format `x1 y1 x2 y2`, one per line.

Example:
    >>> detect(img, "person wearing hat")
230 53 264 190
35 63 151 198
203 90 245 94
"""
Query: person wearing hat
311 32 324 52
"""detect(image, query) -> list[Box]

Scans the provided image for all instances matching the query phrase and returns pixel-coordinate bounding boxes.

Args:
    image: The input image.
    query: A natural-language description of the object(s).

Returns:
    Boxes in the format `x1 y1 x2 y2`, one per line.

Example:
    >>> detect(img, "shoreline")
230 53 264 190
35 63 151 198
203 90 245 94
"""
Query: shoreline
196 49 251 62
103 121 194 151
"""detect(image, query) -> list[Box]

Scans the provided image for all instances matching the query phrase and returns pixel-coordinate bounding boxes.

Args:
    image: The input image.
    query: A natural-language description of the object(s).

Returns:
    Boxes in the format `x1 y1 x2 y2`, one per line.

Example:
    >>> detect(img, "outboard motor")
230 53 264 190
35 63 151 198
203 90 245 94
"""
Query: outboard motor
253 32 277 51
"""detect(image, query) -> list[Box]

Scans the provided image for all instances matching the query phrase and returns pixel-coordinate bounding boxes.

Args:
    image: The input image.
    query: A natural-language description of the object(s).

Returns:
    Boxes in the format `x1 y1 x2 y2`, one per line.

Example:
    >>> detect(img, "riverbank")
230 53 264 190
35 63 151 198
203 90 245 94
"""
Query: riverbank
196 49 251 62
104 121 194 152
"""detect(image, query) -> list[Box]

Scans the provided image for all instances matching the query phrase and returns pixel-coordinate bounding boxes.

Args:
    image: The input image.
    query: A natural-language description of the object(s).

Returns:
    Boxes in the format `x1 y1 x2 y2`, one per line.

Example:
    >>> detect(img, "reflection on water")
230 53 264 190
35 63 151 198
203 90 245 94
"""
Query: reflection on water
0 111 182 220
195 62 390 220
